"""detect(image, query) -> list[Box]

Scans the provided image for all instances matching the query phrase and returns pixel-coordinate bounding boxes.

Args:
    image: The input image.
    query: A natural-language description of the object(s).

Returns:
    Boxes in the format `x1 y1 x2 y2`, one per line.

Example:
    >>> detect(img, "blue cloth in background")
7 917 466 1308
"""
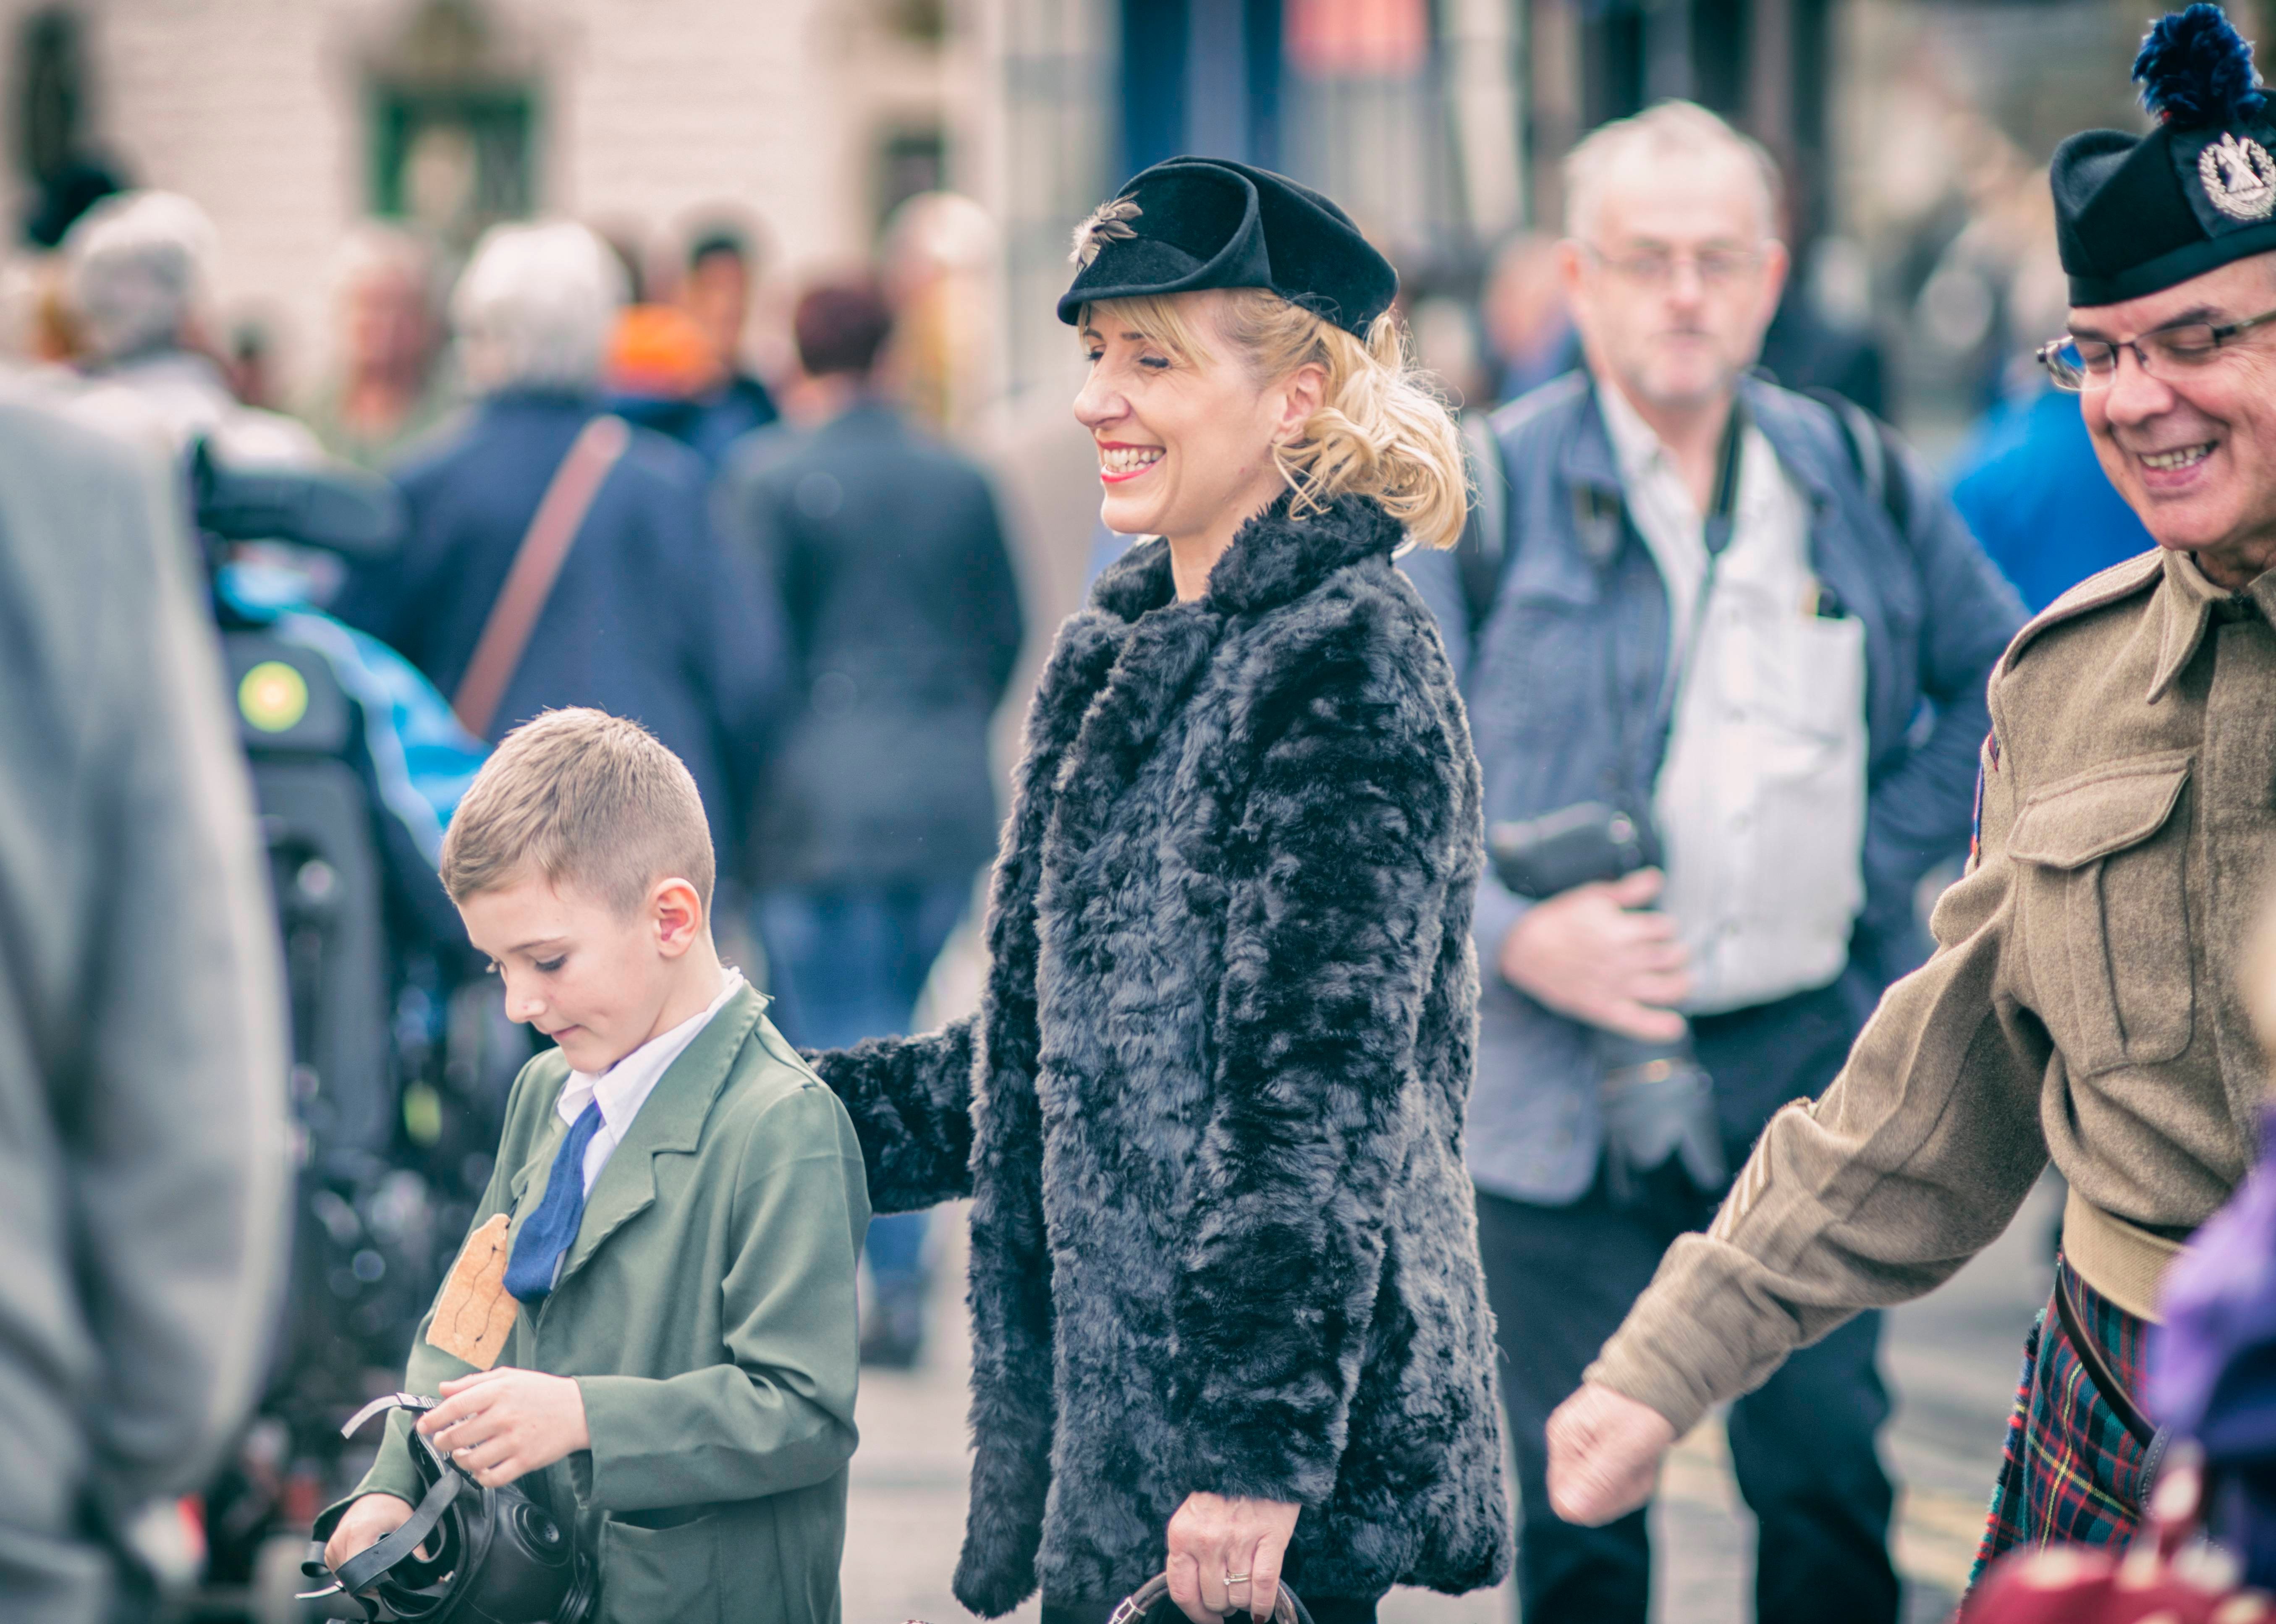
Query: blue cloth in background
1086 518 1137 591
611 372 779 470
2151 1112 2276 1586
755 881 969 1287
1949 389 2155 613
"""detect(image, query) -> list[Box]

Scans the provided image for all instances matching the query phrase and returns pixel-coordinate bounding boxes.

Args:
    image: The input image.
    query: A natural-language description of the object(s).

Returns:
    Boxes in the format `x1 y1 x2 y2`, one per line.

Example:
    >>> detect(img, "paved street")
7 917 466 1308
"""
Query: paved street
838 1178 2059 1624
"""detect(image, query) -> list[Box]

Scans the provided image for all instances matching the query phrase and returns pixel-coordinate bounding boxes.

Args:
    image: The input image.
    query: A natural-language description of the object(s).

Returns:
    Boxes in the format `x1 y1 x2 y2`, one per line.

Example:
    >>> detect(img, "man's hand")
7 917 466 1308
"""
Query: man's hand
1166 1492 1301 1624
415 1367 590 1488
323 1492 415 1573
1499 869 1691 1042
1545 1382 1678 1525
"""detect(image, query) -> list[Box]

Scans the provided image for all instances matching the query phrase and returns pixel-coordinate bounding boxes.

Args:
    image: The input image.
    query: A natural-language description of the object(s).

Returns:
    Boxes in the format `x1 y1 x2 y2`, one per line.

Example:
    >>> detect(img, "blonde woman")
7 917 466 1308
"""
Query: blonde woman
811 159 1509 1624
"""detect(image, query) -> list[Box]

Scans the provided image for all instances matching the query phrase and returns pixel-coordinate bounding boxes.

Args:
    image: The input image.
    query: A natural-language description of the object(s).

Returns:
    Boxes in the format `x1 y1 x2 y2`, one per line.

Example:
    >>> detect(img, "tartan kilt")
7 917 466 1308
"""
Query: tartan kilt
1970 1255 2155 1585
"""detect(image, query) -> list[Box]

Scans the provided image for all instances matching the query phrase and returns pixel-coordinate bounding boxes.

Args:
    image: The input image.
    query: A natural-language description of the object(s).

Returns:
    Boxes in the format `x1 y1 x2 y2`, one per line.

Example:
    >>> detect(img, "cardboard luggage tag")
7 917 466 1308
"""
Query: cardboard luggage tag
425 1213 518 1369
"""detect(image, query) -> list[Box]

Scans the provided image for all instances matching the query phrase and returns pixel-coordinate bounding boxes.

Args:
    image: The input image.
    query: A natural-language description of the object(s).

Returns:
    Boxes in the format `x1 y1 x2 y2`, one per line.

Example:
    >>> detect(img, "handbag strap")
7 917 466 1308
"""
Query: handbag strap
1108 1571 1313 1624
452 413 631 739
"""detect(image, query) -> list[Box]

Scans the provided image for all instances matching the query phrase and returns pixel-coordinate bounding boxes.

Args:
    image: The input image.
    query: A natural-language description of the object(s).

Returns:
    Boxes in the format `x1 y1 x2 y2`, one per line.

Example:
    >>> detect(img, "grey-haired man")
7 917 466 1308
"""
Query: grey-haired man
1549 6 2276 1577
1406 99 2022 1624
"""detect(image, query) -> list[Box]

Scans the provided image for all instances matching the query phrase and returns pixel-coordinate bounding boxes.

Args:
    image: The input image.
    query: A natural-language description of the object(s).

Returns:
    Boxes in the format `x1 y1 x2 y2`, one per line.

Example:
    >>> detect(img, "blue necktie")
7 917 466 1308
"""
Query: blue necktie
504 1099 606 1306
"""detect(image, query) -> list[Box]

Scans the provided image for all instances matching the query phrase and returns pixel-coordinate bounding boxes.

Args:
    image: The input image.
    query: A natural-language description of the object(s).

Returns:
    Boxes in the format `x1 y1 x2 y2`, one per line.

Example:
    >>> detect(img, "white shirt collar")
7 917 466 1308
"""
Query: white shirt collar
555 968 745 1136
1596 377 1674 492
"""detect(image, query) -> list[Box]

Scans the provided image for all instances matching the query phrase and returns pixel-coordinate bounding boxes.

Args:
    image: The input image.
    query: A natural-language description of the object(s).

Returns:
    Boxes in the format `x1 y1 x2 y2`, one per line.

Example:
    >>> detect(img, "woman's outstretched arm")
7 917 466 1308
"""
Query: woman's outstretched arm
802 1017 979 1211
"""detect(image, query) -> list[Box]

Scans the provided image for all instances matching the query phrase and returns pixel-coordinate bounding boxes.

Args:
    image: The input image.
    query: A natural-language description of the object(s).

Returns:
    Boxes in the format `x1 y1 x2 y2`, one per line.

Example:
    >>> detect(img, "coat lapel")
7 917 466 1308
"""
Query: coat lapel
548 984 766 1289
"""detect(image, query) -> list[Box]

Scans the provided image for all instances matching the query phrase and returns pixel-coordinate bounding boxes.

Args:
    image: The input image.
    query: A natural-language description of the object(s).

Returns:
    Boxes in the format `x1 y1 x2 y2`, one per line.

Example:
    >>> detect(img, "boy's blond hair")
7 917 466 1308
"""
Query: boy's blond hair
441 708 715 914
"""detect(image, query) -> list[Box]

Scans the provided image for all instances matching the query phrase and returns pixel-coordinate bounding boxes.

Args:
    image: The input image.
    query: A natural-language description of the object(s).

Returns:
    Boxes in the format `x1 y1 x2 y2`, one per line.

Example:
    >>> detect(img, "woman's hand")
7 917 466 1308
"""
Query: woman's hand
1166 1493 1301 1624
415 1367 589 1488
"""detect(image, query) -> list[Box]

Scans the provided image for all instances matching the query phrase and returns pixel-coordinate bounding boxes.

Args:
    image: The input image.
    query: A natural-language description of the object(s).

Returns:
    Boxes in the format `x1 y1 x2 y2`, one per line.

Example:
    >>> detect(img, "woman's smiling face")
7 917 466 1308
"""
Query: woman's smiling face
1073 291 1297 546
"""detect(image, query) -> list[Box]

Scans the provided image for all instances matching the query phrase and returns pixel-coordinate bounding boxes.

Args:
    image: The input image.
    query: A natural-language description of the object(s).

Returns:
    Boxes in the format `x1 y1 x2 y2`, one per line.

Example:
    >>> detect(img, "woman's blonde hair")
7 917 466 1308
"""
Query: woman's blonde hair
1082 288 1469 550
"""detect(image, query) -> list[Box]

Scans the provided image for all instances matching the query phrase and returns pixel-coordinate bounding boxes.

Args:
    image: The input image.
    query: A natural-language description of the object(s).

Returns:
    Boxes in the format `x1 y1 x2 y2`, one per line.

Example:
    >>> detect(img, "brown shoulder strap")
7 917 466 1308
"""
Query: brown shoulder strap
451 413 631 740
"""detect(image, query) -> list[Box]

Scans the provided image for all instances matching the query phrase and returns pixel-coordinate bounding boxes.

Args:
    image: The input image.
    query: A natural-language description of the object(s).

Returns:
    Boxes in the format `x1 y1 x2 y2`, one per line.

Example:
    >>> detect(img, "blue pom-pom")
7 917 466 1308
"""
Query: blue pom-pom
2135 4 2268 125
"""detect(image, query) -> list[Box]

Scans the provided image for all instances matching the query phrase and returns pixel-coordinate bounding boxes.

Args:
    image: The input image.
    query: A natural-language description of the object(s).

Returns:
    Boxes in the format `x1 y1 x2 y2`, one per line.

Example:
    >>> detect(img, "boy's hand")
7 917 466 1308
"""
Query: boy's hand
323 1492 416 1572
417 1367 590 1488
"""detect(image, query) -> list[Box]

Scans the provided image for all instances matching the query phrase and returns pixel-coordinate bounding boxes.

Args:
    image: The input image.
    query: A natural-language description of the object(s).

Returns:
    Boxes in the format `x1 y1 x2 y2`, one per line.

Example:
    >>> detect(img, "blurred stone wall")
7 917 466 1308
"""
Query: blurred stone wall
0 0 979 397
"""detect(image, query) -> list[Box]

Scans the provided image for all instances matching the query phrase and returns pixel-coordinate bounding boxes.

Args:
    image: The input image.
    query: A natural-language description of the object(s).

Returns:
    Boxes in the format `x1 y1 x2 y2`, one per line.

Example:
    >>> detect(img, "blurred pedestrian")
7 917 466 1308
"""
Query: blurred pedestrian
60 189 321 465
806 156 1509 1624
604 299 725 443
0 373 289 1622
1403 100 2022 1624
1757 238 1890 416
304 224 453 470
680 225 780 453
605 225 781 468
330 219 787 862
880 192 1001 435
1480 231 1578 405
717 274 1022 1367
1545 3 2276 1582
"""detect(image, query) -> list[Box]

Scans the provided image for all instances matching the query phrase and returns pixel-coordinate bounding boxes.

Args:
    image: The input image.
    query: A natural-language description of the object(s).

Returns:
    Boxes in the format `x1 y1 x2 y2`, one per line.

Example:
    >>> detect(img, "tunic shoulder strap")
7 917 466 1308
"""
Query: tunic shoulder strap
1996 548 2165 679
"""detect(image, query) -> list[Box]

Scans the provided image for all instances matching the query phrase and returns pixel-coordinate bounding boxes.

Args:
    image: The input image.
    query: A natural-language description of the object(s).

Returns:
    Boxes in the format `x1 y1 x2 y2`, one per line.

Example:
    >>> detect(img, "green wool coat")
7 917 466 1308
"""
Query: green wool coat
334 984 870 1624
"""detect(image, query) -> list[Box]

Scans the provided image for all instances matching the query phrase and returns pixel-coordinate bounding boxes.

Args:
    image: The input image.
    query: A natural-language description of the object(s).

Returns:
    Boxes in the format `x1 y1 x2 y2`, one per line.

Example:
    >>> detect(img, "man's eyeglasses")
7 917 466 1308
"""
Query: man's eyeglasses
2036 306 2276 392
1582 244 1765 290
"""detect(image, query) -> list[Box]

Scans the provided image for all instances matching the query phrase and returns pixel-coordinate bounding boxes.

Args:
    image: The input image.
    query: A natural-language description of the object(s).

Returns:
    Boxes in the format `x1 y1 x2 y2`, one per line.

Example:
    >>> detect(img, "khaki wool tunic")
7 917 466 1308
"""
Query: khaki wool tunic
1593 547 2276 1436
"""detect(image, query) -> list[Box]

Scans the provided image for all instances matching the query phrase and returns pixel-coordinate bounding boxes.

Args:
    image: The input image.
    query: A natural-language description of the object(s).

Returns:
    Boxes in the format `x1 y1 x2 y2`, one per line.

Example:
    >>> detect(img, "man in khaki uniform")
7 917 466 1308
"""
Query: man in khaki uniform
1546 5 2276 1564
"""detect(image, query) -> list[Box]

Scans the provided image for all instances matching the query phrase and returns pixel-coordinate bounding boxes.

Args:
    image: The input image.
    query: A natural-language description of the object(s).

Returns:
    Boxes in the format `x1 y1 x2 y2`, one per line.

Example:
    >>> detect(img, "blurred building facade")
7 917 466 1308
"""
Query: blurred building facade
0 0 985 392
6 0 2273 416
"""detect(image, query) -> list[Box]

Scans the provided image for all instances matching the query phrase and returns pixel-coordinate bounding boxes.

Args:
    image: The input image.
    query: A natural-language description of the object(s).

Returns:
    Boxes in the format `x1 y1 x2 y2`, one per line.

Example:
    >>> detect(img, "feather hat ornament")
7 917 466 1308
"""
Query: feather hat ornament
2135 3 2268 126
1070 199 1142 268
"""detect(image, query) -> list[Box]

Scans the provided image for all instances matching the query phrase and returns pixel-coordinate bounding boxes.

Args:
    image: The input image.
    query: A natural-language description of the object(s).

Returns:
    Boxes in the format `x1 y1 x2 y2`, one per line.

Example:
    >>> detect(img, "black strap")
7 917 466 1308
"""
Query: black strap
299 1392 460 1616
1636 400 1748 784
1805 386 1915 539
332 1467 462 1611
1456 411 1511 638
2053 1268 2158 1449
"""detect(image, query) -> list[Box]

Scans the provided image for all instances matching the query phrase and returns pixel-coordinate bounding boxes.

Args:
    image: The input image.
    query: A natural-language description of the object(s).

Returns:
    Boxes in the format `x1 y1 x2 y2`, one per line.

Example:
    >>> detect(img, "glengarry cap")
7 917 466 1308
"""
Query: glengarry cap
2053 4 2276 305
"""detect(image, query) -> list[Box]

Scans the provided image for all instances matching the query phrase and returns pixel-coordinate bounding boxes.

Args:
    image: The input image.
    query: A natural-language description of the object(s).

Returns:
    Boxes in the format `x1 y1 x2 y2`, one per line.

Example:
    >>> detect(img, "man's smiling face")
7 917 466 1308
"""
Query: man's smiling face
2075 252 2276 582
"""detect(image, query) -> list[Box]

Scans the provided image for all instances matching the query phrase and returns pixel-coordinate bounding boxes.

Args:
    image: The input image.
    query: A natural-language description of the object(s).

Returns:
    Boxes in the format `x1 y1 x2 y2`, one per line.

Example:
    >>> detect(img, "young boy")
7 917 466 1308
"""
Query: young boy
317 708 869 1623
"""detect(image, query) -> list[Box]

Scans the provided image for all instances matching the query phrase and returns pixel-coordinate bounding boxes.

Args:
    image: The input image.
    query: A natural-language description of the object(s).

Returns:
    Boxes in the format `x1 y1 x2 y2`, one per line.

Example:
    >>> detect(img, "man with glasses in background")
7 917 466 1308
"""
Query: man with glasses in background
1543 2 2276 1583
1404 100 2021 1624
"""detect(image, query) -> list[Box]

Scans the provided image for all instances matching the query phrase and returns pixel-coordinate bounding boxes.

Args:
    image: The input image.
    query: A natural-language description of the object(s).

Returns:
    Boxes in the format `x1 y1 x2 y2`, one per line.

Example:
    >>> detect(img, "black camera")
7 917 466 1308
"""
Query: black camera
1487 803 1726 1203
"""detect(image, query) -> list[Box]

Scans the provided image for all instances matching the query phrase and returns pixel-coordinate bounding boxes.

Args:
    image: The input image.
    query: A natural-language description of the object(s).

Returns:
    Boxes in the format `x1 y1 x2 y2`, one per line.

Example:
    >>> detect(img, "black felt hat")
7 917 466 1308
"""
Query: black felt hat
2053 4 2276 305
1056 157 1398 338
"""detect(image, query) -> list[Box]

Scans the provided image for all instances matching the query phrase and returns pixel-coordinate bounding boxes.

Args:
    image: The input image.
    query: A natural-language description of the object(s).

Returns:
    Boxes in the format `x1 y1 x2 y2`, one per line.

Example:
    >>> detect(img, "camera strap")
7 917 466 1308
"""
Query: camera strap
1618 399 1749 821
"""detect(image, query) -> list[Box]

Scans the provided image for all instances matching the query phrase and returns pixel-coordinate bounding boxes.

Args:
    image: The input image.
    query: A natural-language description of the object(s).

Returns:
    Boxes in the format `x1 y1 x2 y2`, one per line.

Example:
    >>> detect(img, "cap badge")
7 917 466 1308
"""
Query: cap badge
1071 197 1142 267
2200 131 2276 220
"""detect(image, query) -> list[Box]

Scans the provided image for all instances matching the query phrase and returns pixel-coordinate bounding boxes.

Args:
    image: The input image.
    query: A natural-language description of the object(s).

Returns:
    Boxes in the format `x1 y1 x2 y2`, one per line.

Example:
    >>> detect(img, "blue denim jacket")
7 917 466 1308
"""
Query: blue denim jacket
1404 373 2025 1203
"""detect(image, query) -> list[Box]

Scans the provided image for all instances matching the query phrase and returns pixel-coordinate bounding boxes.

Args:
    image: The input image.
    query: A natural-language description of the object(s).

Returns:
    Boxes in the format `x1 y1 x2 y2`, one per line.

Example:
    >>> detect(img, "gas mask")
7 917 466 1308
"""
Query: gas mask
301 1393 599 1624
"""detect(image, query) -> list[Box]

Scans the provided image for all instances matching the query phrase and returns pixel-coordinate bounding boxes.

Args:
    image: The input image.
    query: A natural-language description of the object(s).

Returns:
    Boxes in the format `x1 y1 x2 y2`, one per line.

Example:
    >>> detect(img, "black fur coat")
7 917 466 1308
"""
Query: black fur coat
809 491 1511 1614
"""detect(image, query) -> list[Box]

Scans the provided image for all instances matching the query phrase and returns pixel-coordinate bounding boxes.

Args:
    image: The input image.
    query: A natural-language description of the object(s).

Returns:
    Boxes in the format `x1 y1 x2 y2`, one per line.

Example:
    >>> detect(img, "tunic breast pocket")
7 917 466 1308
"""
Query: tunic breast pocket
2006 753 2194 1076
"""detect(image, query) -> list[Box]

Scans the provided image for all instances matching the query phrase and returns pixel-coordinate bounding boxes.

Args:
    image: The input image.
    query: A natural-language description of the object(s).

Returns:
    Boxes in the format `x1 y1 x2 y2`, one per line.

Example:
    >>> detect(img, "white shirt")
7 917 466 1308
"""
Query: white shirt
553 969 745 1196
1597 383 1868 1016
